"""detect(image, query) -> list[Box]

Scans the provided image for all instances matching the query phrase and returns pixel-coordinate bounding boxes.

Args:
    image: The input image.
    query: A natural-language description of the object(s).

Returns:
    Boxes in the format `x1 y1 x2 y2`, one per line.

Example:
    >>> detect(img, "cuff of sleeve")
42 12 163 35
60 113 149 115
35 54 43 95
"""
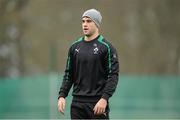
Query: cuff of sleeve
58 93 66 99
102 93 110 101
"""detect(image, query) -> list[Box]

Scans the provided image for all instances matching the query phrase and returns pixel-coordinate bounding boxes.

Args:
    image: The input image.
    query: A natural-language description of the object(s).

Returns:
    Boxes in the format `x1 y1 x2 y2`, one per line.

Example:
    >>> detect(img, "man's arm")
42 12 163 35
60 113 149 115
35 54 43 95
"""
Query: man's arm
101 44 119 101
58 47 74 99
94 43 119 115
58 47 74 114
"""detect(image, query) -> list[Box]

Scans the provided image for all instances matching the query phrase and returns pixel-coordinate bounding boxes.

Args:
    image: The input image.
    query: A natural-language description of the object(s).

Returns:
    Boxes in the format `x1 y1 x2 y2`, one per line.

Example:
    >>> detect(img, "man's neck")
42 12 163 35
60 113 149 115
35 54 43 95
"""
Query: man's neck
84 33 99 41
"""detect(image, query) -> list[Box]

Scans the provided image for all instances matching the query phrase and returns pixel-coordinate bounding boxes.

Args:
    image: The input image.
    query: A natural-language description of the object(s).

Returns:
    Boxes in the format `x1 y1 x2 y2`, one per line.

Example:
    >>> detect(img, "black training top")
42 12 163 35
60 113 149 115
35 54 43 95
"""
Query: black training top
58 35 119 102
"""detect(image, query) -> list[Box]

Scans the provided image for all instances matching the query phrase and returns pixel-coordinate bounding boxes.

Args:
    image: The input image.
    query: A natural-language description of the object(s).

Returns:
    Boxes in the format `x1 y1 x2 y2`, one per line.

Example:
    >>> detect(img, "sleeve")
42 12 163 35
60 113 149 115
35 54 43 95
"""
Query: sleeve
58 46 74 99
102 44 119 101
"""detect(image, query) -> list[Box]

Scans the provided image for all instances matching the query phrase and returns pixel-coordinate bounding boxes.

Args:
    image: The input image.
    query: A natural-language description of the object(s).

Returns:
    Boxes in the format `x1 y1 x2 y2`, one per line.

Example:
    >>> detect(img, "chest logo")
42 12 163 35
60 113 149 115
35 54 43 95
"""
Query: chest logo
75 48 80 53
93 47 99 54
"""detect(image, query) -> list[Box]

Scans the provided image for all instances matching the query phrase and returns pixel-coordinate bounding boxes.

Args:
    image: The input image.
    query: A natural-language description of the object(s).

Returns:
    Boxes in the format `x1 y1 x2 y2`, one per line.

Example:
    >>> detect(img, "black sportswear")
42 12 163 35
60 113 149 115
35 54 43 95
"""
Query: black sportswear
58 35 119 102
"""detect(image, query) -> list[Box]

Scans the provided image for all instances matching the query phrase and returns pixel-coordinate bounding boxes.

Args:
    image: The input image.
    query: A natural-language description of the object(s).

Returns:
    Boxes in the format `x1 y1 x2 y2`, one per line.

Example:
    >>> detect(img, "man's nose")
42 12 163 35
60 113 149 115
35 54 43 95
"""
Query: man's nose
83 22 87 26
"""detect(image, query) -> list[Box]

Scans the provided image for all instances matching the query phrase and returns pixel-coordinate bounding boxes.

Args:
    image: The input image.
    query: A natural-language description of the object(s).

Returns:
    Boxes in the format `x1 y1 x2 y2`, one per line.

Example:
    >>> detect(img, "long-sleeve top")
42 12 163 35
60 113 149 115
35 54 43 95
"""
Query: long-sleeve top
58 35 119 102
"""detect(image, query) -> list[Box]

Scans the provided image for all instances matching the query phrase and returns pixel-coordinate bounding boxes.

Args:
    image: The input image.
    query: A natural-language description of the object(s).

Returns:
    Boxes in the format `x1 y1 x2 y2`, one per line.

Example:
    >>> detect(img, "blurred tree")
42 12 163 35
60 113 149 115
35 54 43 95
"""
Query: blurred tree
121 0 180 74
0 0 180 77
0 0 28 78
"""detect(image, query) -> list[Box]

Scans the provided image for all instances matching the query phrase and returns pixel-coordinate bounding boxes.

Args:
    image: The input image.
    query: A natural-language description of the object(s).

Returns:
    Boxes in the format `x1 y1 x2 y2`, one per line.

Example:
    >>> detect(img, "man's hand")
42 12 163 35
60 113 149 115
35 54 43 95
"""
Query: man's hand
93 98 107 115
58 97 66 115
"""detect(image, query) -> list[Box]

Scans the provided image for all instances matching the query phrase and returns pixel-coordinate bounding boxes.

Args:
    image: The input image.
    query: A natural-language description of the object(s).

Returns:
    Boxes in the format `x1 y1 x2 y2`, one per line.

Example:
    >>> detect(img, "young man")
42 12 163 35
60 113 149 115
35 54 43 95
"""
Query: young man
58 8 119 119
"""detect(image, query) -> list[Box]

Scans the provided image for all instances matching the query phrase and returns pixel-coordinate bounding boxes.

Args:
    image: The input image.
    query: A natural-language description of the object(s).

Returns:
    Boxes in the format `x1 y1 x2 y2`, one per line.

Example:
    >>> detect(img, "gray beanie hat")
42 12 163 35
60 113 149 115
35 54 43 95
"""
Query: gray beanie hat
82 9 102 27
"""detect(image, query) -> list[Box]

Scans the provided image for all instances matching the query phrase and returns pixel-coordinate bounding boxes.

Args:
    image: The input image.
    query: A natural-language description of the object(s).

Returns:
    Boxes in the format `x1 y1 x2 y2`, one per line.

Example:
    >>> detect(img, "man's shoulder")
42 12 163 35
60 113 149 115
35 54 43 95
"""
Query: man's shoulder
69 36 84 49
72 36 84 45
97 35 115 49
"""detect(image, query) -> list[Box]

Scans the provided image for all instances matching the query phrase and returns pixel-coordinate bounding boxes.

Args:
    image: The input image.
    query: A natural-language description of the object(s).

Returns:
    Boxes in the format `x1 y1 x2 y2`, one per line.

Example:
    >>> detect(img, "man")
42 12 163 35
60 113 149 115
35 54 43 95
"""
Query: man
58 8 119 119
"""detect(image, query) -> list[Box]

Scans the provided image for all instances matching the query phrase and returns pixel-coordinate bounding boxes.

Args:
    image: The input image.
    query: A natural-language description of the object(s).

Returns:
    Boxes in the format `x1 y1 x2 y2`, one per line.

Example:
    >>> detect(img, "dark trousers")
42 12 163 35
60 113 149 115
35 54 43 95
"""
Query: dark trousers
70 101 110 119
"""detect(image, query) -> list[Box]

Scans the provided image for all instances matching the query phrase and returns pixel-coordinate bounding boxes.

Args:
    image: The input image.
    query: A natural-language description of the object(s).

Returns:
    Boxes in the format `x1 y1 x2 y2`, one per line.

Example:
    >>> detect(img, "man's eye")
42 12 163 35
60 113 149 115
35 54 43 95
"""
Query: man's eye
87 20 92 23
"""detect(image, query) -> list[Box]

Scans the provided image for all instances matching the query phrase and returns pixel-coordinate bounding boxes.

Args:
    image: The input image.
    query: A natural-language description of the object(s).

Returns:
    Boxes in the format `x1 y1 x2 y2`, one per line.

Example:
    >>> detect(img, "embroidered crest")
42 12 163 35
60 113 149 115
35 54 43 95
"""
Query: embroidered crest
93 47 99 54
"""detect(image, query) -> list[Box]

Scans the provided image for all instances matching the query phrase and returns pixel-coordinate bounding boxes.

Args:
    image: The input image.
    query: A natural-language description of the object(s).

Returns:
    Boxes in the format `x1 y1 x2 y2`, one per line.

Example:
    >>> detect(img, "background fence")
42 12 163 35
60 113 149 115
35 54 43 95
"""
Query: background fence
0 74 180 119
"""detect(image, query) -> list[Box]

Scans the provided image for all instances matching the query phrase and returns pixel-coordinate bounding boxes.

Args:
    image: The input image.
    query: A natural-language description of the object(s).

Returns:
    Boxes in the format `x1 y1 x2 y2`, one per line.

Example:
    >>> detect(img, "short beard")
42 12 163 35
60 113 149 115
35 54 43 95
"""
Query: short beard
85 33 93 37
85 34 90 37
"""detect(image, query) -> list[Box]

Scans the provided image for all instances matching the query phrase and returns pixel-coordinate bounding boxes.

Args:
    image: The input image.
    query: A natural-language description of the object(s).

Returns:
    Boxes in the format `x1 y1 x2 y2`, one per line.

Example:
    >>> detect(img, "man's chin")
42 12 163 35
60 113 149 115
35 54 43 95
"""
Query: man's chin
85 34 90 37
84 33 91 37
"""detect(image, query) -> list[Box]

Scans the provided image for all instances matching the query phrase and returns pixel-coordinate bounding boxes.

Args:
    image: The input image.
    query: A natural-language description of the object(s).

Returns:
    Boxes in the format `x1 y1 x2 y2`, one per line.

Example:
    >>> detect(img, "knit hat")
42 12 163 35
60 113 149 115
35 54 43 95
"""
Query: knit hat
82 9 102 27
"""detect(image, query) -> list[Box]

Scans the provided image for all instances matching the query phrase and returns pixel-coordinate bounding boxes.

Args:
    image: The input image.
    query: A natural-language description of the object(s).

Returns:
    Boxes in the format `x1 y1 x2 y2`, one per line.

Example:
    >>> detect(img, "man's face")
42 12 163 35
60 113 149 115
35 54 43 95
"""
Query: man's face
82 17 98 36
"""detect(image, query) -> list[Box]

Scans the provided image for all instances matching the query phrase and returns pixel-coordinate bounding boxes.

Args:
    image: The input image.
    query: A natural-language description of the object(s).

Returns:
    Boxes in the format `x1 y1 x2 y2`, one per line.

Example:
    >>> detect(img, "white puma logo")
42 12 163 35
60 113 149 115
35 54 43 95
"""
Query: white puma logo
75 48 80 53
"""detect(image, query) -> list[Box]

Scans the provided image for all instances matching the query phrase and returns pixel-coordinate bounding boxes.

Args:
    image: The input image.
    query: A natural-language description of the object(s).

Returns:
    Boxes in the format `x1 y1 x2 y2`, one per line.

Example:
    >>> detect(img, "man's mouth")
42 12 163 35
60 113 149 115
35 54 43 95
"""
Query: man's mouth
83 28 88 31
